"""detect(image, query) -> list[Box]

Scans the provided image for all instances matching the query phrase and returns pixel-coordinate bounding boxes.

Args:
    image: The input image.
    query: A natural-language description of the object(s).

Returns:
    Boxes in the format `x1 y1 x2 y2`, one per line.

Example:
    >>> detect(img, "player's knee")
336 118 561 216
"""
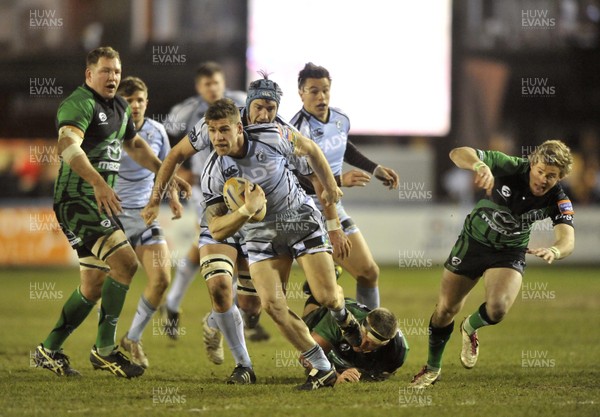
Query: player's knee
436 303 461 322
485 301 509 323
209 279 233 311
356 262 379 284
80 283 102 301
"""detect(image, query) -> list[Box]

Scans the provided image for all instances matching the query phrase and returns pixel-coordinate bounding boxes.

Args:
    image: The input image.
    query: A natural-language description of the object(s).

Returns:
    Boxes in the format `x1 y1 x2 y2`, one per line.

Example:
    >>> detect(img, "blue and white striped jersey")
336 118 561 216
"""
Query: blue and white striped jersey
201 123 310 218
188 109 312 218
116 118 170 209
290 107 351 177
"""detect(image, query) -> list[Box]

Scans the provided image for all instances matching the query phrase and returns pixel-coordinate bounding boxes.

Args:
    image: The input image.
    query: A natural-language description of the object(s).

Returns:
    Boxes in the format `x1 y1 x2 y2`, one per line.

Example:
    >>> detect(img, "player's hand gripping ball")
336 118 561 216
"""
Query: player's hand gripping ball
223 177 266 223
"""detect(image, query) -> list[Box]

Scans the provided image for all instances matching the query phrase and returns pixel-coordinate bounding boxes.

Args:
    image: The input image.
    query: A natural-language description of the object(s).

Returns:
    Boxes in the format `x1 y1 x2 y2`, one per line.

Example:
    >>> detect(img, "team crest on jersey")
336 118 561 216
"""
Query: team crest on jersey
312 128 324 138
336 120 343 131
501 185 512 198
223 165 240 178
98 112 108 124
451 256 462 266
101 219 112 228
557 199 574 215
107 139 122 161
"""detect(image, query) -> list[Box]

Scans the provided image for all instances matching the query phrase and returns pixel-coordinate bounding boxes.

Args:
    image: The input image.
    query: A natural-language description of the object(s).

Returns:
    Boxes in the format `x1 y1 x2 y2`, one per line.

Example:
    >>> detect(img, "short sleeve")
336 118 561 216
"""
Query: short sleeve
56 96 94 133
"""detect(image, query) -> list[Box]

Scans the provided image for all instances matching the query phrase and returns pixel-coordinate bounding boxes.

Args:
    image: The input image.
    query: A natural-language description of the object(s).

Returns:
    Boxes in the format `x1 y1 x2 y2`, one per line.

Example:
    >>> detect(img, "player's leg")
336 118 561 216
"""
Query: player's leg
236 255 270 342
163 242 200 339
297 251 363 347
201 243 254 383
88 230 145 378
411 268 478 388
35 259 105 377
459 267 522 369
334 229 380 309
251 256 338 389
120 241 171 368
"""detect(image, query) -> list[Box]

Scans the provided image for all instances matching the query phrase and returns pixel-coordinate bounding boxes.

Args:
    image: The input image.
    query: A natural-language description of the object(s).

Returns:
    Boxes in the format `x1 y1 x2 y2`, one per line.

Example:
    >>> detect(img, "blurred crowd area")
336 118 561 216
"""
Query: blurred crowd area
0 0 599 204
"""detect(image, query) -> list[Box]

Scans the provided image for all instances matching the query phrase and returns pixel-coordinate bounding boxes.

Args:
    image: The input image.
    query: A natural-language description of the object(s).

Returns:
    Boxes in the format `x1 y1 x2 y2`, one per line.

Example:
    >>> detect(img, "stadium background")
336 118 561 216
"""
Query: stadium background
0 1 598 416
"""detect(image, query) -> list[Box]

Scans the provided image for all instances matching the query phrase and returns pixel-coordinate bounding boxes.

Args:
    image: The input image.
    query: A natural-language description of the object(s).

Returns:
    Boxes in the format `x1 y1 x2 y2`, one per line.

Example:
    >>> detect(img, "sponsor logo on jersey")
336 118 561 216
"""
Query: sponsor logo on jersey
501 185 512 197
101 219 112 228
557 199 574 215
98 161 121 171
256 150 266 163
312 127 324 138
451 256 462 266
98 112 108 124
59 223 82 246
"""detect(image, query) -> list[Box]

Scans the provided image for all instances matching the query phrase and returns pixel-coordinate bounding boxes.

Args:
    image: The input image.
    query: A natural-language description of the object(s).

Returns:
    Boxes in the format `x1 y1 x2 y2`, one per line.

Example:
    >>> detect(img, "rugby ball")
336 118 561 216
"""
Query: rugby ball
223 177 266 222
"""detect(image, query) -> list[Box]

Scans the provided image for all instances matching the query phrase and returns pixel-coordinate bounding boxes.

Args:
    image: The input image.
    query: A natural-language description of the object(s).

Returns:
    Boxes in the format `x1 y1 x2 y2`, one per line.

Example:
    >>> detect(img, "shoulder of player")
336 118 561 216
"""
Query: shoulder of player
329 106 350 122
224 90 247 107
169 95 202 113
140 117 168 138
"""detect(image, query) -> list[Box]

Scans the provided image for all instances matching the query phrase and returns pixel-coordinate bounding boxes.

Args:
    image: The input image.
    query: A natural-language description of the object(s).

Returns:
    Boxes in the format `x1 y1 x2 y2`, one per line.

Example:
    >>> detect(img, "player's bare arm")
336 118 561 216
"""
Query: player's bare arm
294 134 342 206
310 174 351 260
141 138 196 224
206 182 265 241
58 124 121 217
527 223 575 264
450 146 494 195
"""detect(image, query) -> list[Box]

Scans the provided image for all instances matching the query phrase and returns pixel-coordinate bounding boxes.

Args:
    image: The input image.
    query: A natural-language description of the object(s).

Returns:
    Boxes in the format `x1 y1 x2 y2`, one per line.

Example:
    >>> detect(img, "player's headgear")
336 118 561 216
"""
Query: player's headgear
246 70 282 109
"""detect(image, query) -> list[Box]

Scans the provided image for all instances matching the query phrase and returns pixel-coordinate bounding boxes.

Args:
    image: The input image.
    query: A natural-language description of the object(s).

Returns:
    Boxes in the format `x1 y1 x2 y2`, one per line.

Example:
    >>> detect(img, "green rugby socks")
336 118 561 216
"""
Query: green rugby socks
43 287 95 351
96 277 129 355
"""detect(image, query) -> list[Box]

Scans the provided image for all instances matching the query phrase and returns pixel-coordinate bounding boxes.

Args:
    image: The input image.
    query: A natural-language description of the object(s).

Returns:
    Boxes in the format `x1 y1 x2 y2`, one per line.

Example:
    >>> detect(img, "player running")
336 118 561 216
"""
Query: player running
410 141 575 388
115 77 181 368
290 63 399 310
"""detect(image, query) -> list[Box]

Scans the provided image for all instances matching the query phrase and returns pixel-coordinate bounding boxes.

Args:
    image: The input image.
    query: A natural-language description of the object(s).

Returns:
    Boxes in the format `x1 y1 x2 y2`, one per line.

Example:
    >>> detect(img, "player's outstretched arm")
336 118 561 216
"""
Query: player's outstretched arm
343 141 399 189
294 134 342 206
205 182 265 241
527 223 575 264
58 125 121 217
450 146 494 195
141 138 196 225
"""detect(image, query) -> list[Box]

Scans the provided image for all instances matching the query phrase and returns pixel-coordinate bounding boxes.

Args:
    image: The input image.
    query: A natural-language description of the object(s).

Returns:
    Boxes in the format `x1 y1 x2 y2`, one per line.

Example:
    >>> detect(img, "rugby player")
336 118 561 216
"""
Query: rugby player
302 297 408 383
115 76 181 369
34 47 189 378
290 63 400 309
411 141 575 388
145 97 362 390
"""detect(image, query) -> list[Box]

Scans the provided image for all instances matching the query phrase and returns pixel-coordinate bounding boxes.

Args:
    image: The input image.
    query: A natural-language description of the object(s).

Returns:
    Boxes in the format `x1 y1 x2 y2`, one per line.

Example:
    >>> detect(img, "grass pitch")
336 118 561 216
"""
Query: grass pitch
0 265 598 417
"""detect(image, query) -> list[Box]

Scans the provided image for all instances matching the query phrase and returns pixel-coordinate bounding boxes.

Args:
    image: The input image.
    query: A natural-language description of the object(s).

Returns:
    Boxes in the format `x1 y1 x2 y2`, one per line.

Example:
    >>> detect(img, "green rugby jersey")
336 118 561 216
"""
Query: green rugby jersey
54 84 136 202
464 150 574 249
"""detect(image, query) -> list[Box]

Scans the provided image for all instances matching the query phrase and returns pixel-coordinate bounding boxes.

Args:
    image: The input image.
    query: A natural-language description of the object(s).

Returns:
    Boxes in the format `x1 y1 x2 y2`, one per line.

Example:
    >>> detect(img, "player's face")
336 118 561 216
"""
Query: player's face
352 325 389 353
299 77 330 122
248 99 278 124
86 57 122 99
207 117 244 157
529 162 561 196
196 73 226 104
122 90 148 128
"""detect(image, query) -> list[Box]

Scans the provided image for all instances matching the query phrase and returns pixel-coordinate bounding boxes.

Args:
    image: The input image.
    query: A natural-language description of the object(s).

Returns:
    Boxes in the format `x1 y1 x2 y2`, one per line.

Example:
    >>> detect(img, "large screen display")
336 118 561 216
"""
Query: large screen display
247 0 451 135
